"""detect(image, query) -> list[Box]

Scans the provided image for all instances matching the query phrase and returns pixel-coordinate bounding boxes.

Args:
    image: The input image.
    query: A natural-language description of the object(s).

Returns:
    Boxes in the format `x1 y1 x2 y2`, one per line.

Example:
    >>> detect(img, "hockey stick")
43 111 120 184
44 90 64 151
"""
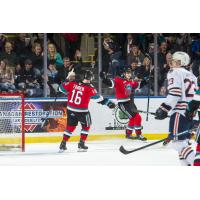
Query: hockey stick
138 109 157 116
119 129 192 155
144 53 153 122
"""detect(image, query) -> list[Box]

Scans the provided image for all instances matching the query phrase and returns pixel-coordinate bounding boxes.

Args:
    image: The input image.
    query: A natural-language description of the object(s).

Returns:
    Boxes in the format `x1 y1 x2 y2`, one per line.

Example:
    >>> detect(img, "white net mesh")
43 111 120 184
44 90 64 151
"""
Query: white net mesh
0 95 24 151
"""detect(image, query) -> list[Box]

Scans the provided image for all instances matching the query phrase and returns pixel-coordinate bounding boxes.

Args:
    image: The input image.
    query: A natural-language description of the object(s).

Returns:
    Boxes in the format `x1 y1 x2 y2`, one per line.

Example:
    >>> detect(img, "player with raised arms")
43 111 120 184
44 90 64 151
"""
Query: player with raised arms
100 68 147 141
155 51 197 166
58 70 115 152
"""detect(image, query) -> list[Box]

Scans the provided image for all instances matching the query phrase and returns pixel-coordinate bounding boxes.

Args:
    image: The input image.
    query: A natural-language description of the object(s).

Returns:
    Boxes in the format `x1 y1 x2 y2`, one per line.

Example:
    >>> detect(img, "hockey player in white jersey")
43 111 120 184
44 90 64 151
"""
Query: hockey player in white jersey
155 51 197 166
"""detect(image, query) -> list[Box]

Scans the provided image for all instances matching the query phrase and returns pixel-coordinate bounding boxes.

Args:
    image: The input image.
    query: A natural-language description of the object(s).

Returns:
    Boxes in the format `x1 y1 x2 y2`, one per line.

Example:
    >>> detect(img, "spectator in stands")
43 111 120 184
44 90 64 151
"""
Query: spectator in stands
122 34 135 62
176 33 192 54
58 57 74 82
47 43 63 68
103 34 122 77
0 34 6 52
130 58 140 78
191 35 200 77
62 33 81 60
127 44 145 66
0 41 18 67
0 59 15 92
16 59 42 97
14 63 24 92
47 60 60 96
159 52 172 96
34 33 44 46
74 49 82 62
30 42 43 76
14 33 32 65
157 41 168 87
166 34 181 53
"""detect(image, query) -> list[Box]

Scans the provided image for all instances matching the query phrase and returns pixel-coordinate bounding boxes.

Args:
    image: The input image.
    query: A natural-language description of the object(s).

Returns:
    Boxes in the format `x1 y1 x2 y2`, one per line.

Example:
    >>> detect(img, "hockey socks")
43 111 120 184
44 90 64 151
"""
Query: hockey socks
194 144 200 166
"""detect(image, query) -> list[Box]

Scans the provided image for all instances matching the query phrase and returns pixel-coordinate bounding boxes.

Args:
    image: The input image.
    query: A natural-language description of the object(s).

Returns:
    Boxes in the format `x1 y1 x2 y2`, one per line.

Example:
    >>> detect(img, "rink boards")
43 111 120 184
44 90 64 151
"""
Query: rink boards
0 97 170 144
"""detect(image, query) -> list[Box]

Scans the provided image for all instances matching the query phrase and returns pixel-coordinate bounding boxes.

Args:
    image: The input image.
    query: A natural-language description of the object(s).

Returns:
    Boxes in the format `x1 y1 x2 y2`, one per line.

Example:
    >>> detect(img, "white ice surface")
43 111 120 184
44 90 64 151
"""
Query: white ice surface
0 139 187 166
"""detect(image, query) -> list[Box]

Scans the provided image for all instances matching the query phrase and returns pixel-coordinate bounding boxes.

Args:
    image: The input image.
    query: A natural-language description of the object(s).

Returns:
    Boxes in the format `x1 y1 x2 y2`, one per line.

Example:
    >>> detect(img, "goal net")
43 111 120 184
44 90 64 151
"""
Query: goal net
0 94 25 152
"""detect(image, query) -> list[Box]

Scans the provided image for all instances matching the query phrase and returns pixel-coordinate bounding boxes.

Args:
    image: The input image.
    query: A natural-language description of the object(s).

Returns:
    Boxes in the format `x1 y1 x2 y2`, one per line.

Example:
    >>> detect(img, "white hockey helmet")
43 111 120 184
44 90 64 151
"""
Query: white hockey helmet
172 51 190 66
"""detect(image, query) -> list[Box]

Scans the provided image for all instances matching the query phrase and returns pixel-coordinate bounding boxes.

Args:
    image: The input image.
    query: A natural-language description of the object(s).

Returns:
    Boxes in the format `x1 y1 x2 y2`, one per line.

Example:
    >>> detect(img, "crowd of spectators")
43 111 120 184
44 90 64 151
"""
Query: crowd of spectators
1 33 200 97
0 33 82 97
101 33 200 96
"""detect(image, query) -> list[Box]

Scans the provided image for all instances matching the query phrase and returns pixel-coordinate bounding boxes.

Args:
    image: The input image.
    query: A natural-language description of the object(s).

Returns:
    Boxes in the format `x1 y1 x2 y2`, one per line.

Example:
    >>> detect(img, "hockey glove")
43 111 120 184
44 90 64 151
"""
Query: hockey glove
99 98 116 109
107 101 116 109
185 109 196 121
99 71 106 79
155 103 171 120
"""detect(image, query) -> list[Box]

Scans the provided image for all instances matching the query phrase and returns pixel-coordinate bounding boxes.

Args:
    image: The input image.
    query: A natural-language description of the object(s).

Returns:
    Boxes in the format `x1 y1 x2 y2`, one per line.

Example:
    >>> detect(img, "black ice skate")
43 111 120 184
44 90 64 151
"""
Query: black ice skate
136 134 147 141
59 140 67 152
78 139 88 152
125 134 137 140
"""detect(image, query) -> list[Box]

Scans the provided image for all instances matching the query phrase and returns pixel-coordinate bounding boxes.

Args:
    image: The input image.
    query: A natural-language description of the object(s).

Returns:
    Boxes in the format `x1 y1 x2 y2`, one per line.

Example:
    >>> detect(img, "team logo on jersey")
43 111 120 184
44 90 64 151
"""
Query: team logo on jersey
125 84 132 96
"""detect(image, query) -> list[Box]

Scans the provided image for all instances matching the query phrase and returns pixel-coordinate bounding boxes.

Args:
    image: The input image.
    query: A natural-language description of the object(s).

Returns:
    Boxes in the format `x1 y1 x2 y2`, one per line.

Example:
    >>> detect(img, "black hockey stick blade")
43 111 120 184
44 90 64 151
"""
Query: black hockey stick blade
119 129 191 155
119 145 132 155
119 138 166 155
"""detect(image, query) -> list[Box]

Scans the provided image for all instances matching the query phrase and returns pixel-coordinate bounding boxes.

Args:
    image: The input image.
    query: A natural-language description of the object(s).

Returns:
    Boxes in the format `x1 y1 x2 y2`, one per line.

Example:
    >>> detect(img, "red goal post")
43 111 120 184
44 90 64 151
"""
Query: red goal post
0 93 25 152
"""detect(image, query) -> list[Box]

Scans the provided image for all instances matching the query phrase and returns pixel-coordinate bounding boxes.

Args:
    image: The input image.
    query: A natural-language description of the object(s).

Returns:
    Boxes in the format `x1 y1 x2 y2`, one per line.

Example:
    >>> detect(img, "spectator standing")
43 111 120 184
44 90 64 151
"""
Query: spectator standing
14 33 32 65
127 44 145 67
30 43 43 76
157 41 168 88
122 34 135 62
62 33 81 60
103 34 122 77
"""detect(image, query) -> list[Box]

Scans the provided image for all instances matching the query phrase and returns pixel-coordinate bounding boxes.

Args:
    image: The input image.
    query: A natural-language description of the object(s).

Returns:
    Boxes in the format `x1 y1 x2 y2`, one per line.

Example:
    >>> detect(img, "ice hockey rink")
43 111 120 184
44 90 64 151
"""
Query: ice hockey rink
0 138 192 165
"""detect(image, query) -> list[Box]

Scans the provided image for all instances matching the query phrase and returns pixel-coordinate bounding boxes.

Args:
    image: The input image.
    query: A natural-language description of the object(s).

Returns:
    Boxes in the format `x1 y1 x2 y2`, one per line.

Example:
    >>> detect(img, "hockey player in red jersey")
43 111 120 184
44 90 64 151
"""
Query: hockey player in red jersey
100 68 147 141
59 70 115 152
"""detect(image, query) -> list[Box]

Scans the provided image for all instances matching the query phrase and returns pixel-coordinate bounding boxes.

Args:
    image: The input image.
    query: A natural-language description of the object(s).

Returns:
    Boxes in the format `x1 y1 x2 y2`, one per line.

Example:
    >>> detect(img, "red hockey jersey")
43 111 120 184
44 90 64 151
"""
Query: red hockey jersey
59 81 103 112
111 77 138 102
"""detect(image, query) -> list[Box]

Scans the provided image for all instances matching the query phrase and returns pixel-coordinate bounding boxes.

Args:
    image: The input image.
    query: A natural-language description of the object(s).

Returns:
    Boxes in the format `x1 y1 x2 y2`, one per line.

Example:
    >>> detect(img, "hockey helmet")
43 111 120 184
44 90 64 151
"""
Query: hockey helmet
124 67 132 73
84 70 94 81
172 51 190 66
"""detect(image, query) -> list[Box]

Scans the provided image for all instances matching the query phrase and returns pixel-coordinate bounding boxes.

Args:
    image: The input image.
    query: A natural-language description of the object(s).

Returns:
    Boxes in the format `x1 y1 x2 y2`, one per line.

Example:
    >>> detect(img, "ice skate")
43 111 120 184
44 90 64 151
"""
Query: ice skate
125 134 137 140
78 140 88 152
136 134 147 141
59 140 67 153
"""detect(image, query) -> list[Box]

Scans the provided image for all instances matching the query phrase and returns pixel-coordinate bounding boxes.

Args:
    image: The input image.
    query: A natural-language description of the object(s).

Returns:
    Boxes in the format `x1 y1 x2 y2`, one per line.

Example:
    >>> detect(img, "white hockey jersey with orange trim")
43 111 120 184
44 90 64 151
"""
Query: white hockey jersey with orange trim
165 68 197 116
